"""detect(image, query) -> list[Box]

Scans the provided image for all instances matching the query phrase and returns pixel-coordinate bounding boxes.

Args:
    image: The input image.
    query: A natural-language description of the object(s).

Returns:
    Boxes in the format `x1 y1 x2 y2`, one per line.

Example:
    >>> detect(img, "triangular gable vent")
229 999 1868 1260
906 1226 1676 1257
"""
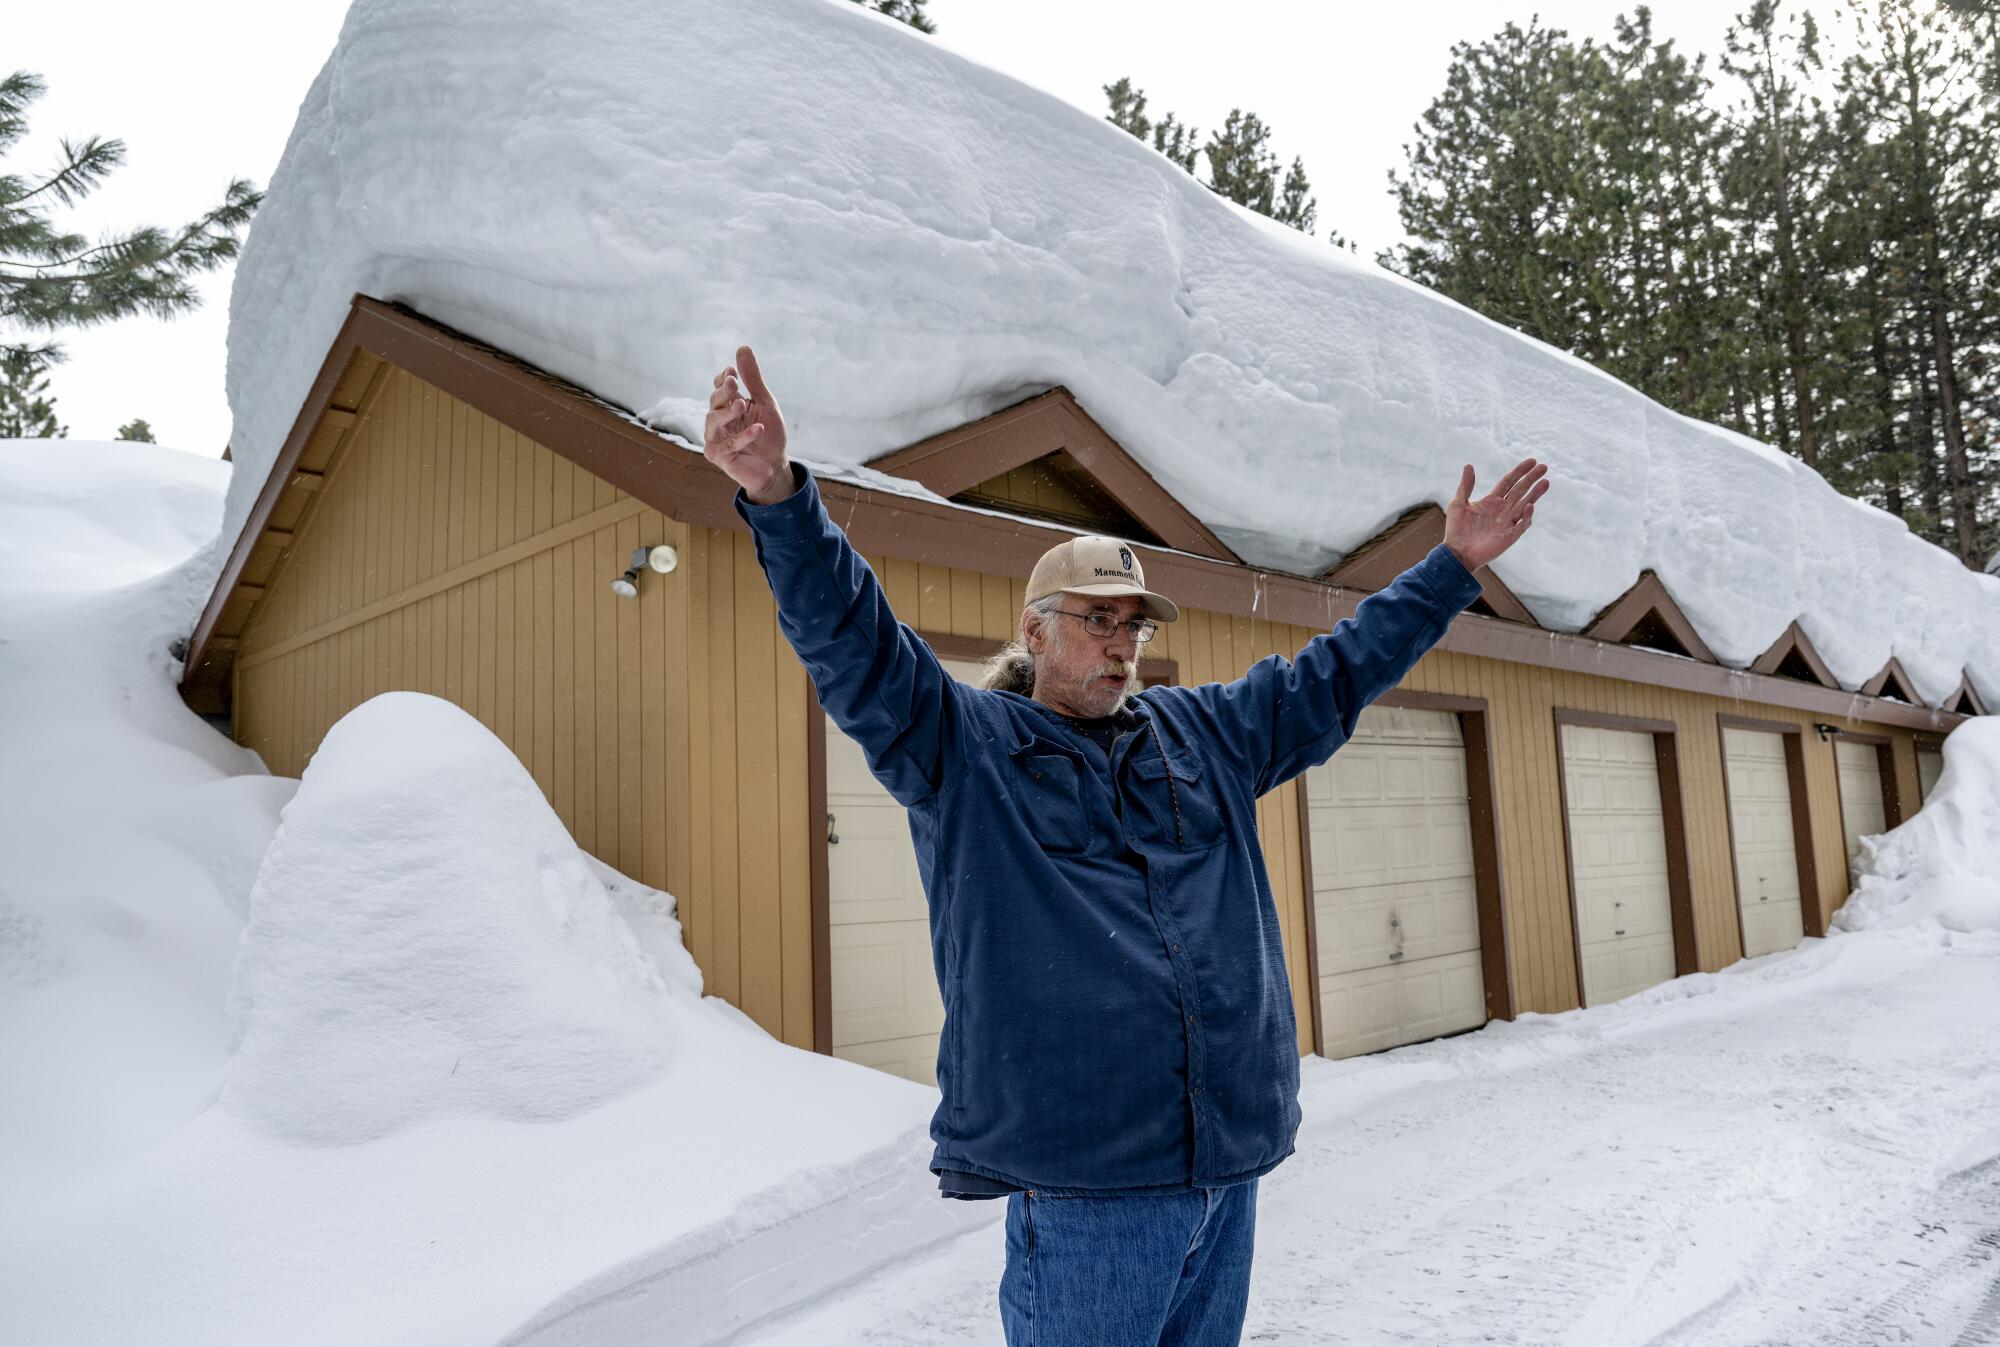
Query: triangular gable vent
1583 571 1717 664
954 449 1161 544
868 388 1237 562
1774 647 1824 684
1623 608 1696 660
1749 620 1839 688
1862 658 1919 705
1323 503 1539 625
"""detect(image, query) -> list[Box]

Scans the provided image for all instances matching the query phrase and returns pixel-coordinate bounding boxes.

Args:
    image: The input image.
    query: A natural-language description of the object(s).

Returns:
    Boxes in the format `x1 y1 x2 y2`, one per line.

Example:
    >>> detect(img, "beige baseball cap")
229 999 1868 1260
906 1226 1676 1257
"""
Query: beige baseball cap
1026 536 1180 622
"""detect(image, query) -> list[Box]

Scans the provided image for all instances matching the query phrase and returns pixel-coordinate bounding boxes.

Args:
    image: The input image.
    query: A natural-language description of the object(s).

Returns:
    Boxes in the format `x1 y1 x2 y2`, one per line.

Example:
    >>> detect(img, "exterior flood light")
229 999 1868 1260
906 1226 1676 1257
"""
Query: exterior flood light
611 545 680 598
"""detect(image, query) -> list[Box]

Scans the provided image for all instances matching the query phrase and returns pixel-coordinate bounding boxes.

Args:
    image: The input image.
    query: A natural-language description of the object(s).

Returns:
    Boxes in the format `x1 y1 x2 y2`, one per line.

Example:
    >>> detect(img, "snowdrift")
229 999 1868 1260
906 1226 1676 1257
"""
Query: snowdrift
0 439 269 1189
0 440 989 1346
223 0 2000 707
221 691 681 1143
1834 719 2000 937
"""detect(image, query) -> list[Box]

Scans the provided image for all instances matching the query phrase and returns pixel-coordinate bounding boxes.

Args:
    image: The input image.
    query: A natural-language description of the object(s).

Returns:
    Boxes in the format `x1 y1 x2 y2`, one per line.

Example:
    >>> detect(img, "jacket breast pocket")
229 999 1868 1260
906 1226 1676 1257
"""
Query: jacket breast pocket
1129 750 1225 851
1012 748 1089 854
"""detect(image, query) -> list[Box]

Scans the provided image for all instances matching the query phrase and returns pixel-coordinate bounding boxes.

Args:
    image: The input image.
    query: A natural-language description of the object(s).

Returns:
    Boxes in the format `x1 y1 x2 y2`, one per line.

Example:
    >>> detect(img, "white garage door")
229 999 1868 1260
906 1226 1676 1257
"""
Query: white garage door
1722 728 1804 959
825 656 984 1084
1917 747 1944 805
1304 704 1485 1059
1560 724 1677 1007
1835 740 1888 878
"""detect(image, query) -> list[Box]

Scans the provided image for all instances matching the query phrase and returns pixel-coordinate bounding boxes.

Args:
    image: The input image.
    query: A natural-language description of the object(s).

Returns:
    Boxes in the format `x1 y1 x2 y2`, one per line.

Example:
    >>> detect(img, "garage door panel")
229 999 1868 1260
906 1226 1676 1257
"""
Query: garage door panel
1835 740 1887 872
1918 749 1943 803
1312 808 1472 889
826 808 925 926
1578 931 1676 1008
1317 950 1485 1059
1723 727 1805 959
1561 723 1676 1007
1740 899 1803 959
1315 875 1480 974
1307 705 1488 1059
827 656 982 1083
833 1033 941 1087
829 919 945 1047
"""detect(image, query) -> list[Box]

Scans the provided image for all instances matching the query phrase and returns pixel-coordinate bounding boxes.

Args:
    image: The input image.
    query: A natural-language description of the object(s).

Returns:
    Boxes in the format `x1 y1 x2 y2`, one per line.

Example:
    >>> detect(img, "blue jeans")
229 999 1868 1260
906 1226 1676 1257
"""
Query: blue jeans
998 1180 1258 1347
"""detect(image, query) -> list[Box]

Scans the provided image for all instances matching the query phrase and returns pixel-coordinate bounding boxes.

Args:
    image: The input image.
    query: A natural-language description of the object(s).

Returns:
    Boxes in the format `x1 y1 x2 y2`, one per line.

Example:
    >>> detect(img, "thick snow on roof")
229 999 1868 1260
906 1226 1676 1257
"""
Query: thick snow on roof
223 0 2000 708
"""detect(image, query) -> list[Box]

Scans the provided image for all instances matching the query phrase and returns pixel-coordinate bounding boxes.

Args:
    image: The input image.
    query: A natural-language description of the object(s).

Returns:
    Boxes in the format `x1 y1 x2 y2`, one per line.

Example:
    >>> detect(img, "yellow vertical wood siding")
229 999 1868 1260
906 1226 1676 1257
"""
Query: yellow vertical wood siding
231 359 1936 1059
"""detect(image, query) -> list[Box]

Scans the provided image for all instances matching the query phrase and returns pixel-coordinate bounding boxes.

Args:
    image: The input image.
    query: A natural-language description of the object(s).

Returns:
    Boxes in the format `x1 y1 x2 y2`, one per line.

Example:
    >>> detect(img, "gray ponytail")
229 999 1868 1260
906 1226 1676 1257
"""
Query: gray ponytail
979 595 1065 695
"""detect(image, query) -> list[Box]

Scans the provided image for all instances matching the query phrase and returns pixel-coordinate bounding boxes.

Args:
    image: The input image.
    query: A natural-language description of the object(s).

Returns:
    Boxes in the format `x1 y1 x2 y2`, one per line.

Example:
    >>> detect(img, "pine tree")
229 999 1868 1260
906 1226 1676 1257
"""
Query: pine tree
116 417 155 442
1721 1 1835 468
0 72 259 371
1101 80 1323 232
849 0 935 33
1838 0 1999 566
1101 78 1197 172
1274 158 1317 235
1382 4 1997 558
1383 21 1608 358
0 345 64 437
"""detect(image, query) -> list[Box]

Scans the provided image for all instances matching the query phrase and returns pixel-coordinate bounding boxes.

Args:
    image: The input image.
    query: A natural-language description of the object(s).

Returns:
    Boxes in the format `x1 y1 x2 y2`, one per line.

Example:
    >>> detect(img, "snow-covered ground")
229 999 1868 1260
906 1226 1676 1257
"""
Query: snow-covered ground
745 926 2000 1346
3 435 1997 1347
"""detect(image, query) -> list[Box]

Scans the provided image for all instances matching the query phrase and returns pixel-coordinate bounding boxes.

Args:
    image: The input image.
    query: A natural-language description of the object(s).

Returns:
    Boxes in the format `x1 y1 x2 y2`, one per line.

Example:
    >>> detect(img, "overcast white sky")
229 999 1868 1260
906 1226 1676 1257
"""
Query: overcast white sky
14 0 1768 455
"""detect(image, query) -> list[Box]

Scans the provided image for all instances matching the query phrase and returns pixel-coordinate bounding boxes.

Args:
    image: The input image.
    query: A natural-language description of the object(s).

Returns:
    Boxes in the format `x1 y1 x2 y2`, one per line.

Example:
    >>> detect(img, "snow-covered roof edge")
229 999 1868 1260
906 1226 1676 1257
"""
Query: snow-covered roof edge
219 0 2000 710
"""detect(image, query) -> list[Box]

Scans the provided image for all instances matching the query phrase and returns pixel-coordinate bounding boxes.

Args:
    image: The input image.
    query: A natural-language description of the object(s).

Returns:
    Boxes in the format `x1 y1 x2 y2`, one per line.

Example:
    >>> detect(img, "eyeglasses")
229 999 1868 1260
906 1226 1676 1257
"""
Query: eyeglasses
1053 609 1159 644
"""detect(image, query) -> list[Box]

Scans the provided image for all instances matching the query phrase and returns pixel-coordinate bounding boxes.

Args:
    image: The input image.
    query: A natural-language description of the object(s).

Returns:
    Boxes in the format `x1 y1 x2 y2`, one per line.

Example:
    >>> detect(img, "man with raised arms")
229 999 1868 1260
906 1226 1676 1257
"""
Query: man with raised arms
706 346 1548 1347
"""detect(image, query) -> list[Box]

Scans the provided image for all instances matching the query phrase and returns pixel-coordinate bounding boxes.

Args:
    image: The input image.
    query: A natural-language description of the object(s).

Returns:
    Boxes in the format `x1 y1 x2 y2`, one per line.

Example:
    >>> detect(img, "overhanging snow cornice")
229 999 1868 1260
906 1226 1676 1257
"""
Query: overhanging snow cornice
1322 503 1538 625
180 296 1972 736
866 388 1238 563
1584 571 1719 665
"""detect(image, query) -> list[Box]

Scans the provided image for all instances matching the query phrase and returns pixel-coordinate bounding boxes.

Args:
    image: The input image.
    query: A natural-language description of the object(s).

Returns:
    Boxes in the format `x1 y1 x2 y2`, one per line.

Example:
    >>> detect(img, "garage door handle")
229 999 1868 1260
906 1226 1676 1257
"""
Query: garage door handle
827 812 840 846
1615 929 1626 936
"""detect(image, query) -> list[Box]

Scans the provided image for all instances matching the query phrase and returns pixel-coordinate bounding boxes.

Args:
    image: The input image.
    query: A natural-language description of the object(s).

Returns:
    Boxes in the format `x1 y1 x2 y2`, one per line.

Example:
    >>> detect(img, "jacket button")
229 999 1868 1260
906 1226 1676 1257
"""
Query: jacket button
1193 1086 1203 1096
1172 944 1181 953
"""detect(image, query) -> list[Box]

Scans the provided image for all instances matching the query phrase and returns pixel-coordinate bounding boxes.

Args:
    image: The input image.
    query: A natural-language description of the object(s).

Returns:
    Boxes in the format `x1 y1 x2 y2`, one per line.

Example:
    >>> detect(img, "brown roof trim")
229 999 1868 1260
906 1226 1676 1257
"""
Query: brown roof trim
1748 619 1839 689
184 296 1972 739
1583 570 1719 664
181 296 694 703
1322 504 1538 625
867 387 1237 563
1947 673 1988 717
1859 656 1920 706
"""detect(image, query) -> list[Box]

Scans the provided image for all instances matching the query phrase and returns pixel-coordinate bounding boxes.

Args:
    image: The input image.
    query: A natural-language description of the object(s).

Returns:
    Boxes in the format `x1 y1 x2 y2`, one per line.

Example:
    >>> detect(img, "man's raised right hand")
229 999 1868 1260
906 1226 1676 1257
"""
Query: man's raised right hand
705 345 794 506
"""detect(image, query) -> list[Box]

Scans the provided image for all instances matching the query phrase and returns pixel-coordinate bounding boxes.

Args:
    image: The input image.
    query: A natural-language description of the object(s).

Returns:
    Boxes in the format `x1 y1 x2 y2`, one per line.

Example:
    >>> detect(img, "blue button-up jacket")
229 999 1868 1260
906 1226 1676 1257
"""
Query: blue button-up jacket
739 467 1482 1197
